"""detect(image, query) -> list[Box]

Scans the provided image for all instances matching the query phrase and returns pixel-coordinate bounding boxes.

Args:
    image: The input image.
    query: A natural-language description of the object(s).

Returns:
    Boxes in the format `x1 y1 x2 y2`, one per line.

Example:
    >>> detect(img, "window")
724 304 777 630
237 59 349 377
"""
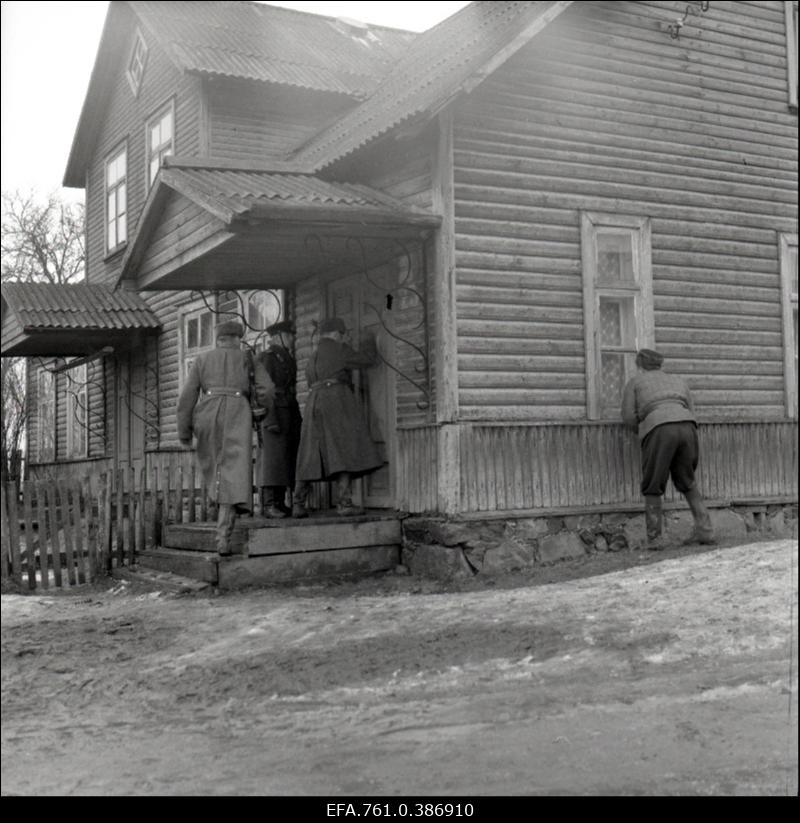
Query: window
787 2 798 107
127 30 148 97
66 363 88 459
581 212 654 419
179 303 216 388
780 233 798 418
37 367 55 462
105 145 127 254
147 102 174 187
245 290 283 351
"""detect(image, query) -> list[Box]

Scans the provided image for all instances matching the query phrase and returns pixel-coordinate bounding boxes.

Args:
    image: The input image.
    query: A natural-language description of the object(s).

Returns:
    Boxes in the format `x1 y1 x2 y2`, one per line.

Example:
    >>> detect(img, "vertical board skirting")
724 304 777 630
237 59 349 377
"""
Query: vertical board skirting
397 426 439 513
397 420 797 514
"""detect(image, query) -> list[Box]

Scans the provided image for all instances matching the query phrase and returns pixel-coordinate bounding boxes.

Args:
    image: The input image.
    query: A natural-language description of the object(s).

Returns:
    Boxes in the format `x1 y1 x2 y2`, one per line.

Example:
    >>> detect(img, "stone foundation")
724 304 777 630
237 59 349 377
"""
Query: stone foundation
401 503 798 580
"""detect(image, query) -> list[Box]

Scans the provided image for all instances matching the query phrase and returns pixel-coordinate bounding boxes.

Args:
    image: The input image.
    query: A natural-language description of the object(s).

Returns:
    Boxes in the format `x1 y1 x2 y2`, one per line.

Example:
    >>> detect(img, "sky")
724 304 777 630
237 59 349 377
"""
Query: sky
0 1 470 204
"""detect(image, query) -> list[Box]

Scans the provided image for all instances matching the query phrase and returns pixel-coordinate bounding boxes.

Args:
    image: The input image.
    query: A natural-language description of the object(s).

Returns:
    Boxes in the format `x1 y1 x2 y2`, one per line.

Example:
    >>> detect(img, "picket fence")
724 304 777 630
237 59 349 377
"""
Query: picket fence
1 465 219 590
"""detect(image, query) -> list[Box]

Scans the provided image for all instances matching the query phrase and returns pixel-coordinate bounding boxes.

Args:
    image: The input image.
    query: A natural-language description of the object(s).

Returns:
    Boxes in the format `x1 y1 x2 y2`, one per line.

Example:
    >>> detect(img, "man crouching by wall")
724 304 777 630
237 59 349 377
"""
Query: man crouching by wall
177 320 274 555
622 348 715 551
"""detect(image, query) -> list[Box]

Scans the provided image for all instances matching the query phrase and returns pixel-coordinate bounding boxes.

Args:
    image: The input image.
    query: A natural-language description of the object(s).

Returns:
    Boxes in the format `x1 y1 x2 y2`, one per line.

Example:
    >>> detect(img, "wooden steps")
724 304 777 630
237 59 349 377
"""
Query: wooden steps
136 513 402 589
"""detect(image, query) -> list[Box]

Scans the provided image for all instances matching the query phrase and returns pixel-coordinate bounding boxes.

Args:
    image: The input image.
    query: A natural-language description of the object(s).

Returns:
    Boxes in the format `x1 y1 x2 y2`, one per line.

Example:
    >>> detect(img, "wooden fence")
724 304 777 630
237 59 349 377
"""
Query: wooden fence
1 464 222 591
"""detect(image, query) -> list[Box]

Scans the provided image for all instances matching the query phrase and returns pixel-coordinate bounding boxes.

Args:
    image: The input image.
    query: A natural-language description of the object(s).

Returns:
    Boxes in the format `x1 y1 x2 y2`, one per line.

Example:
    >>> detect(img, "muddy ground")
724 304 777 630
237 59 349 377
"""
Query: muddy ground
1 536 797 799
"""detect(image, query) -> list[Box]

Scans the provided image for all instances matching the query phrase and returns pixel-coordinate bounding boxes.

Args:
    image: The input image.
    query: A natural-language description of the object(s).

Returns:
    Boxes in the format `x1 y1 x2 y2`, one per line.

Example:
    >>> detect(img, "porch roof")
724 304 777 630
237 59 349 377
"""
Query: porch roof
120 160 441 291
1 282 160 357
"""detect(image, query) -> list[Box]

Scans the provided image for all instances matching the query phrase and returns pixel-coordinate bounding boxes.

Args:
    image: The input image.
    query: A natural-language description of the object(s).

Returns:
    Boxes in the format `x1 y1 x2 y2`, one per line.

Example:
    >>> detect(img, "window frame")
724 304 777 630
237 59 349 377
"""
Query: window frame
787 1 798 108
126 29 149 97
104 141 128 256
581 212 655 421
36 366 55 463
65 362 88 459
178 299 218 391
243 289 284 352
146 99 176 189
780 233 798 419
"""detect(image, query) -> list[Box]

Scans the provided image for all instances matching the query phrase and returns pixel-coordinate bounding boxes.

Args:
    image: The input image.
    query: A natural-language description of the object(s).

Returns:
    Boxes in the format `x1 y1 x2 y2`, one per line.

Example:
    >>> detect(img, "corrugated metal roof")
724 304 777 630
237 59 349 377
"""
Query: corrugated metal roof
292 1 569 170
2 283 160 332
168 166 432 217
130 1 416 97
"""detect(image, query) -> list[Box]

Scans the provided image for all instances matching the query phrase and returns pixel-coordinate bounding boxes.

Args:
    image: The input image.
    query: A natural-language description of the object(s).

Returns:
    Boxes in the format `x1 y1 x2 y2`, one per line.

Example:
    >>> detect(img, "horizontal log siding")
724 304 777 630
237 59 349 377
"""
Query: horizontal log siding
452 0 798 422
87 359 106 458
208 79 352 162
140 290 200 447
86 6 202 286
457 420 798 513
55 372 67 461
26 362 40 463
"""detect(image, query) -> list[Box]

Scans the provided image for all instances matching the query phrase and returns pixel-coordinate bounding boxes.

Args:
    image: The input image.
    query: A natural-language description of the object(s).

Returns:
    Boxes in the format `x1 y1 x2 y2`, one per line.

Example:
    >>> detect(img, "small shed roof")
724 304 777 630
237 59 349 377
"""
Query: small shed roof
1 282 160 357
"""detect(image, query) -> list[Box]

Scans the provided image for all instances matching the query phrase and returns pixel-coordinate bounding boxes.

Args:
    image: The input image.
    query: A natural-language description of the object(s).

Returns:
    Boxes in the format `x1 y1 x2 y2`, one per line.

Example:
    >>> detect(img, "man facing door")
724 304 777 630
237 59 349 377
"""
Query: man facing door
292 317 383 518
256 320 302 518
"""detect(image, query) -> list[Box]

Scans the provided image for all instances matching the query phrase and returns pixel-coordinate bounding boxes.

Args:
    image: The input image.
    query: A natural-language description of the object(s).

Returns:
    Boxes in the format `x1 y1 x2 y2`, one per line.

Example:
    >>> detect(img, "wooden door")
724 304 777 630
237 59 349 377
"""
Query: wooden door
327 274 396 509
116 352 146 477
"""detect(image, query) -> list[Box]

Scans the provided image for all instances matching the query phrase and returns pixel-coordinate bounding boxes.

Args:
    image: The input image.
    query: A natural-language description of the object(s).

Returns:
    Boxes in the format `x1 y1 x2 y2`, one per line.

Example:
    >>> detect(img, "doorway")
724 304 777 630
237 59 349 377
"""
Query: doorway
327 273 396 509
116 351 146 477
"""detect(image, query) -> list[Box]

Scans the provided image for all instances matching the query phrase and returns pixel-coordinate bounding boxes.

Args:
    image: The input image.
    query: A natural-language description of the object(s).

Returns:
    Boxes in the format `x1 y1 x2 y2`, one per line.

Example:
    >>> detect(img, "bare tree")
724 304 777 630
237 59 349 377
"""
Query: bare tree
1 358 26 483
1 190 86 482
1 190 85 284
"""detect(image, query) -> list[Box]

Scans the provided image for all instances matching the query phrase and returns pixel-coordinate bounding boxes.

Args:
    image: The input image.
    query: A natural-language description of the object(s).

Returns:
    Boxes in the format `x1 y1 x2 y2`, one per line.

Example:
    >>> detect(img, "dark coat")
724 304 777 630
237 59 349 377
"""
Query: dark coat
256 345 302 487
295 336 383 482
177 342 274 508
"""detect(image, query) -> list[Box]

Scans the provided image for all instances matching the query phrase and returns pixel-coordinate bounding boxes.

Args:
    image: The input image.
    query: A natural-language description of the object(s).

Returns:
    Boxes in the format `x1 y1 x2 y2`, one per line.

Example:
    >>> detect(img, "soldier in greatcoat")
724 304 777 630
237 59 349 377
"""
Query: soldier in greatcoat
177 320 274 554
622 348 715 550
256 320 302 518
292 317 383 518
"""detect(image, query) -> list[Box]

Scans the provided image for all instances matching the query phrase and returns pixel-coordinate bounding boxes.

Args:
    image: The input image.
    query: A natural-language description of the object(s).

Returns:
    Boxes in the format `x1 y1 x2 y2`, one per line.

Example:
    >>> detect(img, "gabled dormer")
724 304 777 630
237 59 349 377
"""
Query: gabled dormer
62 1 417 288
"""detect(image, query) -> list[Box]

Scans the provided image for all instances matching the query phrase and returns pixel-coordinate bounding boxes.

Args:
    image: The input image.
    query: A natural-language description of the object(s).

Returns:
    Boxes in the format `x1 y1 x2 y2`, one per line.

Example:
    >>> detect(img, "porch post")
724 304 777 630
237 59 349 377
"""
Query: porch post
433 110 460 514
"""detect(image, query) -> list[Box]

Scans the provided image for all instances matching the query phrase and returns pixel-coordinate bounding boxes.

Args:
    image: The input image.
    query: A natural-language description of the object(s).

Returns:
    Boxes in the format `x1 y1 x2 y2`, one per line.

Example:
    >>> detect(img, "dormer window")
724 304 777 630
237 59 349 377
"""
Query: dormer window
147 101 175 187
127 30 148 97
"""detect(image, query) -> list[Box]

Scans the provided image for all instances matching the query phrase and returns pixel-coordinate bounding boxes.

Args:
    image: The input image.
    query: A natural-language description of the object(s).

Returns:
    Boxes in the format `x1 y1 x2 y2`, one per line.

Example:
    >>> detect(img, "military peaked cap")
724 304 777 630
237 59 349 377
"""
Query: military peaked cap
636 348 664 370
267 320 296 335
215 320 245 338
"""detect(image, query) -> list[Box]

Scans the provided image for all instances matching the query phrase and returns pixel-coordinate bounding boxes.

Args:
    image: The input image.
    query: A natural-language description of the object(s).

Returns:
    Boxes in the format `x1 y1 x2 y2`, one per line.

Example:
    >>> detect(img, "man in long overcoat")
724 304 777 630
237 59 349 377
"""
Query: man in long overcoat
177 320 274 554
293 317 383 517
256 320 302 518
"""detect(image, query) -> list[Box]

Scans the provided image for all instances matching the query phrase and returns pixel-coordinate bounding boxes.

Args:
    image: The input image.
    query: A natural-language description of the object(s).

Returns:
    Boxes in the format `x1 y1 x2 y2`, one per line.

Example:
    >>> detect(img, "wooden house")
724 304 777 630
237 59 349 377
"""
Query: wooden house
3 1 797 537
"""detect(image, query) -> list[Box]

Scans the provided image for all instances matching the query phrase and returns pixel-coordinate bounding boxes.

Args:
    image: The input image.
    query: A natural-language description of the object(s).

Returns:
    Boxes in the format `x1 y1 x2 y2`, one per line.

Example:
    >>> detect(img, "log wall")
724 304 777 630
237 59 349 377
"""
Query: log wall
452 0 798 421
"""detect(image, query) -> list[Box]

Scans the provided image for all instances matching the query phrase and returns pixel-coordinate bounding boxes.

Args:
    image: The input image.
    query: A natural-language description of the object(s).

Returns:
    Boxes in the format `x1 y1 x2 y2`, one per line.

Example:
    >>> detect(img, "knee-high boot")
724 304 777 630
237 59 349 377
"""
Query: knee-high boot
644 495 665 551
336 473 364 517
292 481 310 519
262 486 287 519
216 504 236 556
683 487 715 545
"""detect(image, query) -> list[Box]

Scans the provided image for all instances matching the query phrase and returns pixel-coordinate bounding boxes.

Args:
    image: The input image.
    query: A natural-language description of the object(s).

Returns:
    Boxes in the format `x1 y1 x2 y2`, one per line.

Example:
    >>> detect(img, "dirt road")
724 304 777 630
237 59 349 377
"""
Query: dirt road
1 538 797 797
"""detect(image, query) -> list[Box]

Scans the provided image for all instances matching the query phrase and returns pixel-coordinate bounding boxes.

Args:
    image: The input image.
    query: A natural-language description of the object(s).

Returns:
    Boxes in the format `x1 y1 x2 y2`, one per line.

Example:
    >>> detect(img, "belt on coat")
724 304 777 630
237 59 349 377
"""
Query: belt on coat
204 387 245 397
309 378 345 391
